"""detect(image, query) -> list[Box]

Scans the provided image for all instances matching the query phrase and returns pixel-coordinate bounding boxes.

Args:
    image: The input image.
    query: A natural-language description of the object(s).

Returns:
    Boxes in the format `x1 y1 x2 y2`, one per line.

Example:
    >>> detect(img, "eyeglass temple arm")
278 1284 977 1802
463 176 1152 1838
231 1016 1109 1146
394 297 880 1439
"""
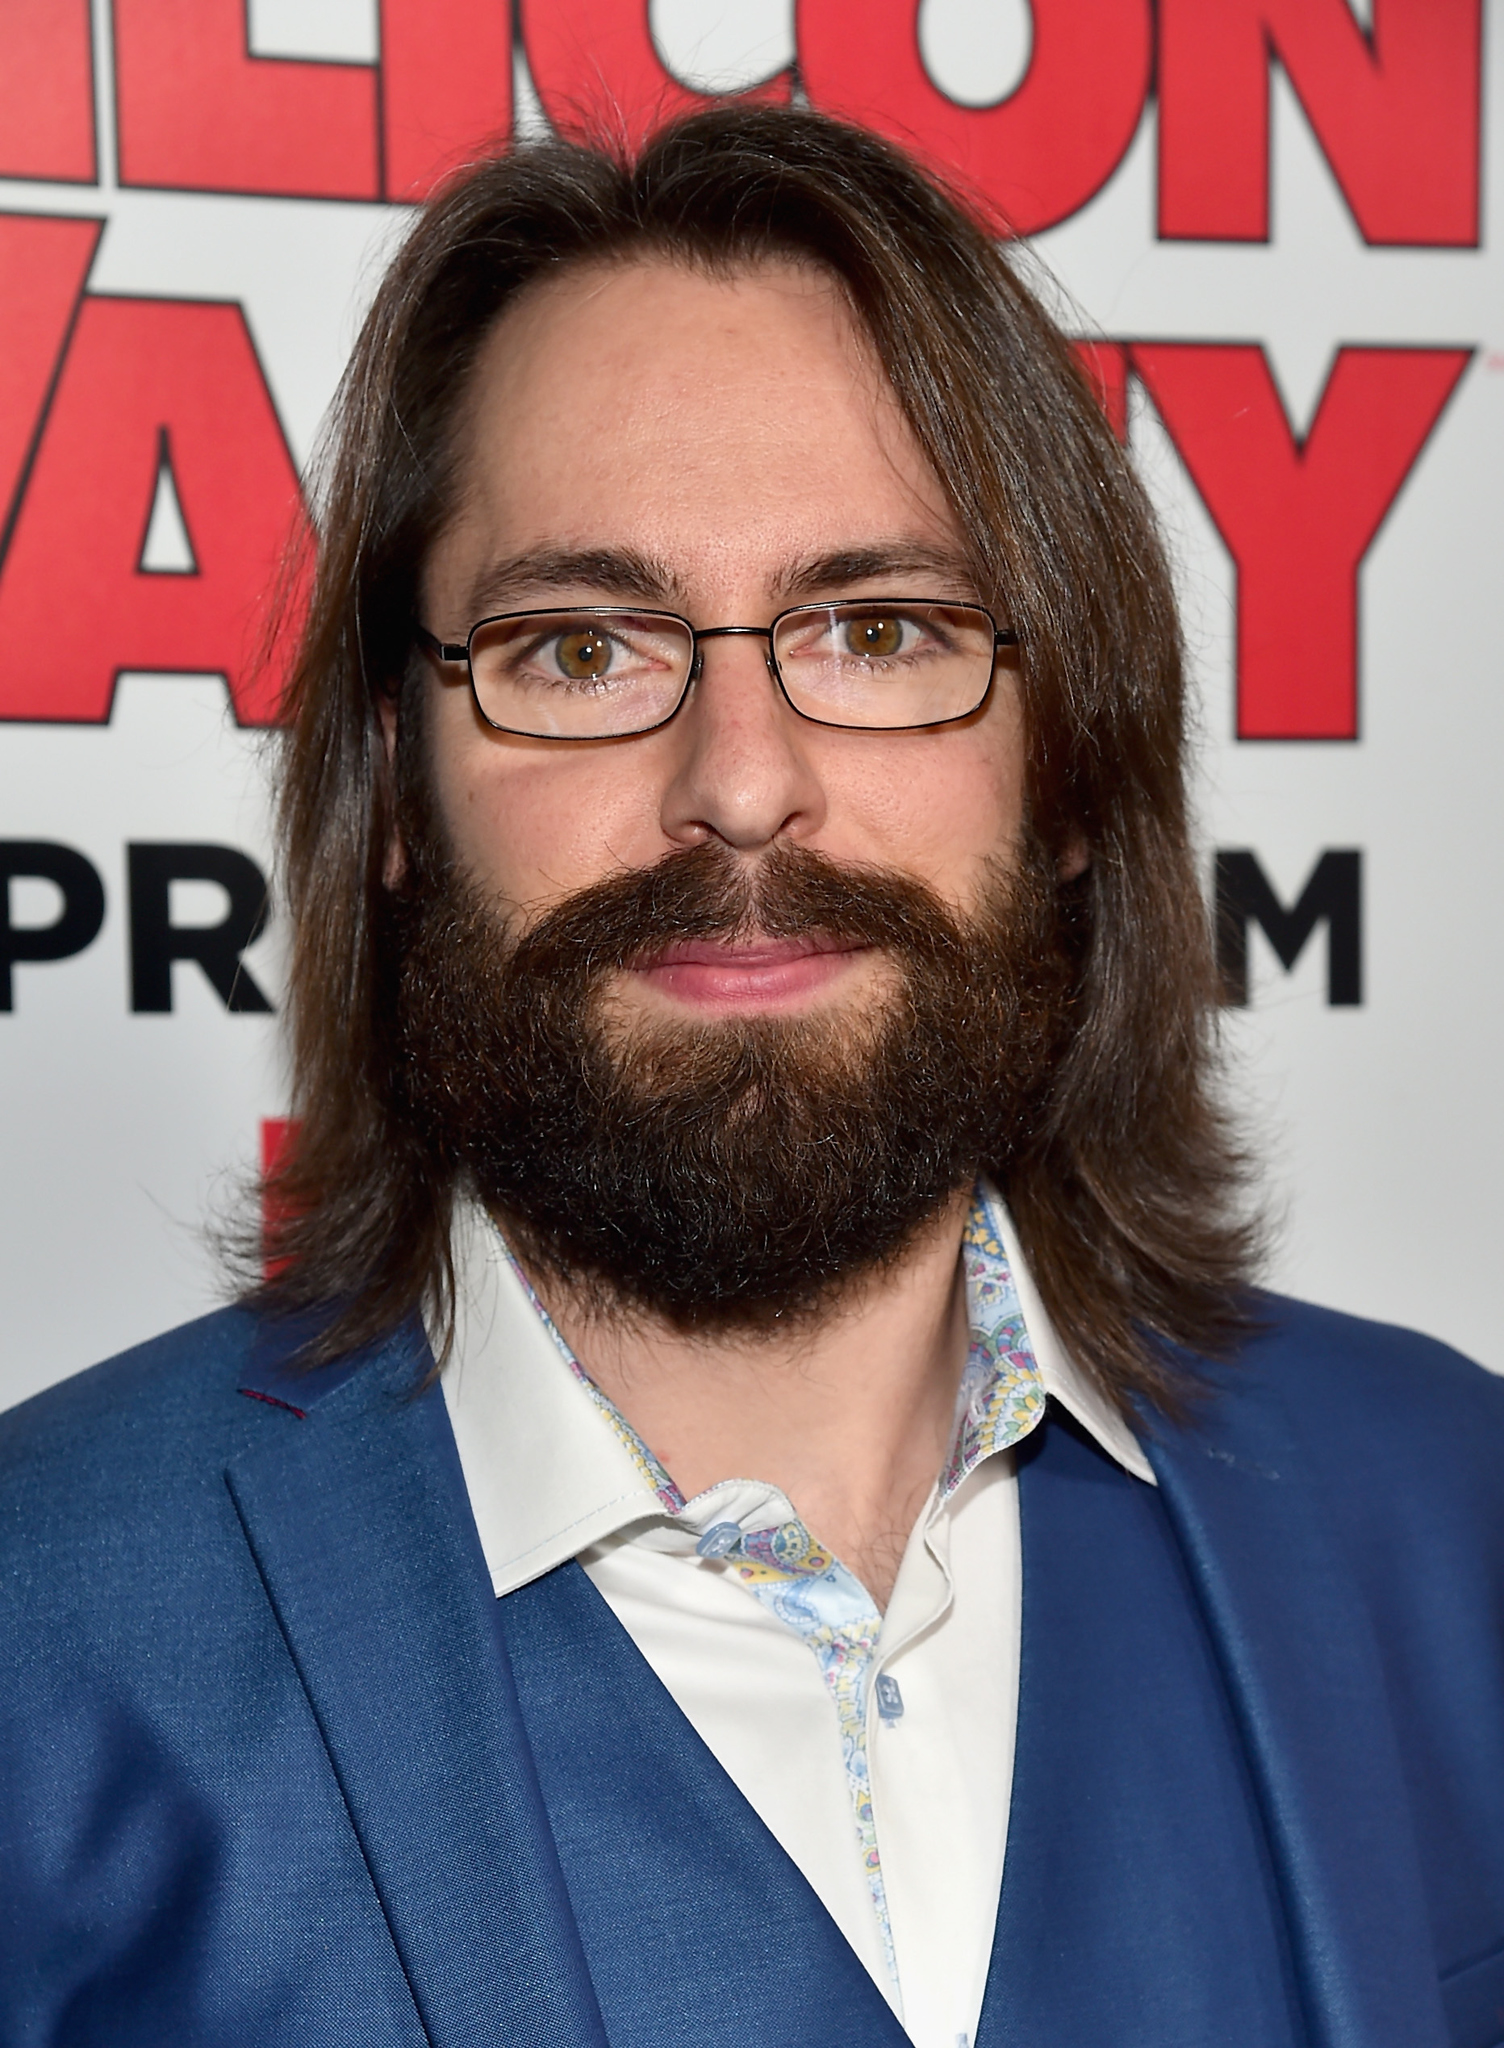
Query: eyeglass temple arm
414 624 469 663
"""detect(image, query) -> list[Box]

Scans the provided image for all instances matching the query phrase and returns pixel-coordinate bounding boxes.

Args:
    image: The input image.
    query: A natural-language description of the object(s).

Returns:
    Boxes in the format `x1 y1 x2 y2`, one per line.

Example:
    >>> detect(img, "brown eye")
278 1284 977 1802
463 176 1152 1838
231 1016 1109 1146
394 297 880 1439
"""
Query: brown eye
845 615 903 658
555 629 612 679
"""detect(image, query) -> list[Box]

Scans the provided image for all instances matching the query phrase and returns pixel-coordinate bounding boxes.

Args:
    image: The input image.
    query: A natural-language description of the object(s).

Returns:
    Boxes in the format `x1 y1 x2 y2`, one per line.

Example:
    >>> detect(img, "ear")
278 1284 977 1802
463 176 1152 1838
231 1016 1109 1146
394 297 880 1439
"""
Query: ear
1056 832 1090 883
377 688 408 889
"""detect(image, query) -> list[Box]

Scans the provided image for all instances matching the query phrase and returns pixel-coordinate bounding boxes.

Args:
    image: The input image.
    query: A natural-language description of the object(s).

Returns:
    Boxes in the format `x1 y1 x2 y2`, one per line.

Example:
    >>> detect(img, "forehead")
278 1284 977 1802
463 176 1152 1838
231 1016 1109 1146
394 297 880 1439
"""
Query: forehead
431 254 965 610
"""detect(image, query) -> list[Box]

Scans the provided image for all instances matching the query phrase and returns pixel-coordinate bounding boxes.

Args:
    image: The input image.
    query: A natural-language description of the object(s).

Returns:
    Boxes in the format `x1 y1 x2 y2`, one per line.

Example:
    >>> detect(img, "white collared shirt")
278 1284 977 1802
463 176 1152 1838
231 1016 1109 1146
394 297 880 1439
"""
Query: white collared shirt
441 1189 1153 2048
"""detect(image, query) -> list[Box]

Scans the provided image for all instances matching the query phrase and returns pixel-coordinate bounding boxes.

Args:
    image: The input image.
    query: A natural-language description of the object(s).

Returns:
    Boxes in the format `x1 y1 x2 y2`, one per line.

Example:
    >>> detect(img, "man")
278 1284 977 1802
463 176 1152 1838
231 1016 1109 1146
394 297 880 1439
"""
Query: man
1 106 1500 2048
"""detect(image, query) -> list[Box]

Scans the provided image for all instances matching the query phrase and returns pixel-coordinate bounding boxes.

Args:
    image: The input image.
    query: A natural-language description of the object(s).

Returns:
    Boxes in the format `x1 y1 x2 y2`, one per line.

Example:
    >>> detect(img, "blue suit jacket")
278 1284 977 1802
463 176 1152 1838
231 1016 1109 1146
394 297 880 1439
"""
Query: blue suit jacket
1 1293 1502 2047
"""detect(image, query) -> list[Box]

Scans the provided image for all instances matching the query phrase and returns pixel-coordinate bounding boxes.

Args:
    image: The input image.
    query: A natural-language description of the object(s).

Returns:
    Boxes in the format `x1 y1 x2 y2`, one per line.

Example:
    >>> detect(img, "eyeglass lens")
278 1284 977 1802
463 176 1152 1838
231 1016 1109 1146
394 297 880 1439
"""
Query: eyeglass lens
466 602 998 739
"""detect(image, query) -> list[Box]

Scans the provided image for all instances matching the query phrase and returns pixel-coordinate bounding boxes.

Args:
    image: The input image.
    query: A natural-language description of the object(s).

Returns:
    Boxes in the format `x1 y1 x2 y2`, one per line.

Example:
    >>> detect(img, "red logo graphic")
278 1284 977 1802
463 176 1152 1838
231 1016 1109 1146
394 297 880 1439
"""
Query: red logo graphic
0 216 308 725
0 1 1482 736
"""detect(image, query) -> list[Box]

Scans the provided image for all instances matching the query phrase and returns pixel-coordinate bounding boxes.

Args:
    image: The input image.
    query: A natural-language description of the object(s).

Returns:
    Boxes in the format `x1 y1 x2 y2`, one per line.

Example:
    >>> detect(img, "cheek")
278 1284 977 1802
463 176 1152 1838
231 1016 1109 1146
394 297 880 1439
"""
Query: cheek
833 695 1027 906
426 686 667 911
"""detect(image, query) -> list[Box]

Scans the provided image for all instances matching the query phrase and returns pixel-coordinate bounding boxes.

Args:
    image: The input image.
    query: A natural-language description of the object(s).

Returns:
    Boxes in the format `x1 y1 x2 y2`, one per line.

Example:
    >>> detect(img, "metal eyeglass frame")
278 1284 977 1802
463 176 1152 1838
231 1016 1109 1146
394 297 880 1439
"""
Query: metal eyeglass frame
413 601 1020 739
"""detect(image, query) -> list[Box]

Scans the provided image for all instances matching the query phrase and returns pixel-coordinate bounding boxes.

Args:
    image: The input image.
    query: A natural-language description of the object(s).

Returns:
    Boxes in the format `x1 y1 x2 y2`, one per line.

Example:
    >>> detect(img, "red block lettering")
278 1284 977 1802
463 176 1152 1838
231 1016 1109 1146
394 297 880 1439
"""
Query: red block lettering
0 215 100 541
1072 338 1129 442
261 1116 298 1278
0 296 310 725
114 0 378 199
797 0 1151 235
1158 0 1480 246
262 1117 296 1177
381 0 512 201
0 0 96 182
1131 343 1470 739
521 0 789 146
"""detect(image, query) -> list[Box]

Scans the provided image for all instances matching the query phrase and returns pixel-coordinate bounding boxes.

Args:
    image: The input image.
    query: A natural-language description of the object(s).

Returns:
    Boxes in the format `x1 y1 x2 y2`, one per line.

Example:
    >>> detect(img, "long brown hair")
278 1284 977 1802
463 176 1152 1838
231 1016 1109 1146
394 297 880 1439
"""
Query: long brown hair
255 103 1258 1416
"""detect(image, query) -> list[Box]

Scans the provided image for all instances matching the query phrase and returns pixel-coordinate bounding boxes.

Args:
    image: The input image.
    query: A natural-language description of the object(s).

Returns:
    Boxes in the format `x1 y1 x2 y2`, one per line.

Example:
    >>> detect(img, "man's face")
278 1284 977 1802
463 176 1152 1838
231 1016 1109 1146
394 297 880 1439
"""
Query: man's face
415 255 1027 1026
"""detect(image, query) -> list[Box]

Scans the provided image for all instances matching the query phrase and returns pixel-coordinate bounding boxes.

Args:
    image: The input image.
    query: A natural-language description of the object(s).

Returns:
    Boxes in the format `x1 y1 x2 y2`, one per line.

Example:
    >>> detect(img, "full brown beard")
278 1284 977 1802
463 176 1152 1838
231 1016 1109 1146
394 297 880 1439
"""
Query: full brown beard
392 835 1075 1332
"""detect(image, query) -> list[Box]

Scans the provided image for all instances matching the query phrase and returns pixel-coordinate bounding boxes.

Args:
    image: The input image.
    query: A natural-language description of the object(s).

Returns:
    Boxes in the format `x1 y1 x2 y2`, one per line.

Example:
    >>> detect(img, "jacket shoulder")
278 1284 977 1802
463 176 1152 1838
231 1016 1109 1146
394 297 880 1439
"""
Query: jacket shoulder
0 1306 310 1567
1 1303 257 1458
1239 1289 1501 1426
1208 1290 1504 1521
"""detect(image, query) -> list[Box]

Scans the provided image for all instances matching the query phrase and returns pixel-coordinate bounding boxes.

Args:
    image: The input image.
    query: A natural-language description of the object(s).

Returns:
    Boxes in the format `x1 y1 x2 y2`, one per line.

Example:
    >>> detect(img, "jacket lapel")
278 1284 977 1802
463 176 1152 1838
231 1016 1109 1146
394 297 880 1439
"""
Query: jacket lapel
982 1409 1305 2048
226 1318 607 2048
1145 1368 1450 2048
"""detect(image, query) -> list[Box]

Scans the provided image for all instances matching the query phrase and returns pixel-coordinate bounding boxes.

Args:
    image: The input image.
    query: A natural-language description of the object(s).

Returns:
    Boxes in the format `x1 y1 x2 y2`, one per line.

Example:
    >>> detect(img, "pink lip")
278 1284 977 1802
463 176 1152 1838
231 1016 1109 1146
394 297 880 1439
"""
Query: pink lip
630 934 866 1012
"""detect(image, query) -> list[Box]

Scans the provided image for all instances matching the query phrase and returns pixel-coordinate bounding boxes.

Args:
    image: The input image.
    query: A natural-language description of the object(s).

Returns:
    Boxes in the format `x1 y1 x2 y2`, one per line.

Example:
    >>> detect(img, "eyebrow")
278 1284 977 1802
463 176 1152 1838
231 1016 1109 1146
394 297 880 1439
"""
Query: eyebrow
772 542 983 604
463 546 686 618
459 538 982 622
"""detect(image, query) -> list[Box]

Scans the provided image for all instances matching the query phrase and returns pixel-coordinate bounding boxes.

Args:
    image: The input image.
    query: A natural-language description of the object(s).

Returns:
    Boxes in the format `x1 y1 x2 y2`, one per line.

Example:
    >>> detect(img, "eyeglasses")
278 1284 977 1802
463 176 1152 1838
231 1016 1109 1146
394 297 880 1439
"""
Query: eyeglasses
414 600 1017 741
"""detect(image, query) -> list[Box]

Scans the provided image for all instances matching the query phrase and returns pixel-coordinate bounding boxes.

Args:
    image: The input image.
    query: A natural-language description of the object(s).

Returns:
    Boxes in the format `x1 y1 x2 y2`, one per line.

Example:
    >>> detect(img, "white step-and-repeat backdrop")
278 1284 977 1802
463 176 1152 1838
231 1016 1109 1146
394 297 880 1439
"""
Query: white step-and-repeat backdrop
1 0 1498 1409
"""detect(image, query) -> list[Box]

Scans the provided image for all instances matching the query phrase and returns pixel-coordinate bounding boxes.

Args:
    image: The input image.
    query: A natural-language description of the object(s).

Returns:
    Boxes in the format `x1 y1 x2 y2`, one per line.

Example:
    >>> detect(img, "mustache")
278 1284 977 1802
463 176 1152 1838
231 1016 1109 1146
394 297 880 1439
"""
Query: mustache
501 838 983 990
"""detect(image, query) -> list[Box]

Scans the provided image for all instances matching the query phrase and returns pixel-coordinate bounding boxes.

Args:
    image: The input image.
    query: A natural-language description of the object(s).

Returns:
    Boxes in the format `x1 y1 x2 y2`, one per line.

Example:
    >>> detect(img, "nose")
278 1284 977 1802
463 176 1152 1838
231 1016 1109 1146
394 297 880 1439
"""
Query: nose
657 630 828 853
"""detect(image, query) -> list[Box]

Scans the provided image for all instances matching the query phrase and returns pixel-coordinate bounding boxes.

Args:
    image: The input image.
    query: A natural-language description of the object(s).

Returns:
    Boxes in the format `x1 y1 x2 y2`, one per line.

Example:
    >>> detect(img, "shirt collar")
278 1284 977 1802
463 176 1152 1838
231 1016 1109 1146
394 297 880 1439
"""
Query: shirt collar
979 1185 1155 1487
442 1184 1154 1600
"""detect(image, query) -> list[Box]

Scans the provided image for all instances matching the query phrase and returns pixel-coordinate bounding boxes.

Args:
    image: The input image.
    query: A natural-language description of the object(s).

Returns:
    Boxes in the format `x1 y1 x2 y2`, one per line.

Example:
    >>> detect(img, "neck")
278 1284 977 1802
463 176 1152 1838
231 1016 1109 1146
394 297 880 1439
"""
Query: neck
516 1187 975 1609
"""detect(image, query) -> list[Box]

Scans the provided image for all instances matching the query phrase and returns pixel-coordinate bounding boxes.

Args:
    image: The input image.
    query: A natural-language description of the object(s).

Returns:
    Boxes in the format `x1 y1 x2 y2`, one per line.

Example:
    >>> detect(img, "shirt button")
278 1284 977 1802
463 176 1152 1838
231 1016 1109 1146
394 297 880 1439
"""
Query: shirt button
875 1673 905 1722
696 1521 742 1559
